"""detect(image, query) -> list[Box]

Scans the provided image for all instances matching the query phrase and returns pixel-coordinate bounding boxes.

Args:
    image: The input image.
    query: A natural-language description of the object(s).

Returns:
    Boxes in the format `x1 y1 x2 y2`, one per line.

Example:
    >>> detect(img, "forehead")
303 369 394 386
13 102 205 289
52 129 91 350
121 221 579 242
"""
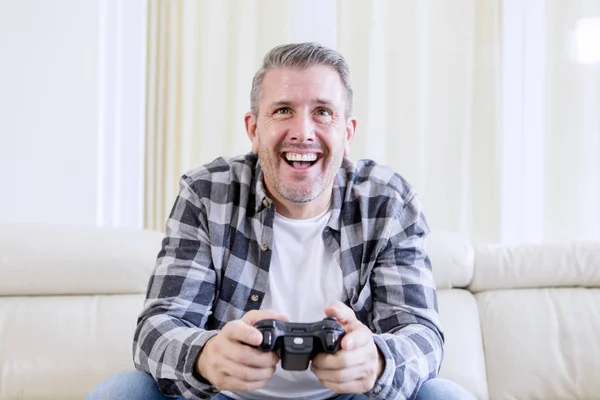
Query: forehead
260 65 345 105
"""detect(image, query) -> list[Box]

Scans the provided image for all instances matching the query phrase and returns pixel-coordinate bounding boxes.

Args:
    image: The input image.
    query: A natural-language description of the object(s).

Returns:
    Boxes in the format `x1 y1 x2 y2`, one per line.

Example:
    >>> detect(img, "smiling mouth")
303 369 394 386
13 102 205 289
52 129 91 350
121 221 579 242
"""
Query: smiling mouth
282 152 321 169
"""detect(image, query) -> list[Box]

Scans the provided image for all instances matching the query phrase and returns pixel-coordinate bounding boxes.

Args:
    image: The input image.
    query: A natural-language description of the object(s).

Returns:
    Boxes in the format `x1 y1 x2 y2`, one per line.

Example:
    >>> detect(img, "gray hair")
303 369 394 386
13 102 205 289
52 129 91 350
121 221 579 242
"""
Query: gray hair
250 42 353 117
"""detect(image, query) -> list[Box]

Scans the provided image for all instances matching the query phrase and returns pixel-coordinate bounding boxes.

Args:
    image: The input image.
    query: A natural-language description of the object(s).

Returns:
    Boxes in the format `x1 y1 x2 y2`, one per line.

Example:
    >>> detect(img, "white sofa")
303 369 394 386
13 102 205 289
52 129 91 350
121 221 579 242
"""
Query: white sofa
0 223 599 399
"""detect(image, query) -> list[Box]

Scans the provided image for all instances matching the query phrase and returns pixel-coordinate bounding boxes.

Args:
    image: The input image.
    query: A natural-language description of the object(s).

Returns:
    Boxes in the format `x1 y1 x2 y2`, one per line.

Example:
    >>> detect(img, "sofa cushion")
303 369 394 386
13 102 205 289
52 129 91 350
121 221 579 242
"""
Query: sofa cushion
0 223 163 295
0 294 145 400
476 288 600 400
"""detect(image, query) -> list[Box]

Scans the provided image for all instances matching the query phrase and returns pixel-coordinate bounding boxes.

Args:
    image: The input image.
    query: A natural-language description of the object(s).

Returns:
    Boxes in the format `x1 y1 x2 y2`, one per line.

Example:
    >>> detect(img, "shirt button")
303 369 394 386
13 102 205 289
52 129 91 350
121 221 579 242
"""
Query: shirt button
260 243 269 251
251 294 260 302
373 385 382 394
262 199 269 207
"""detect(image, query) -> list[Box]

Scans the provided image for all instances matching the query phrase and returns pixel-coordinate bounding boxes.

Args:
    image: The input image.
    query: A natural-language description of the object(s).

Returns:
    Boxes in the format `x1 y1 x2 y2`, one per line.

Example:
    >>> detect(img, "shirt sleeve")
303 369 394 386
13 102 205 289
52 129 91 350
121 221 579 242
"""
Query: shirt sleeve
366 193 445 400
132 177 220 399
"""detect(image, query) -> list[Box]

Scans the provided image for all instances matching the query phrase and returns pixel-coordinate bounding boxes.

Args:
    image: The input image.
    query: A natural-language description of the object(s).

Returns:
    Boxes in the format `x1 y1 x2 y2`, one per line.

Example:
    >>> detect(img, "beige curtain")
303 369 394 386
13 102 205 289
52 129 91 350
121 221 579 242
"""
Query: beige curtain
335 1 502 243
144 0 299 231
144 0 599 245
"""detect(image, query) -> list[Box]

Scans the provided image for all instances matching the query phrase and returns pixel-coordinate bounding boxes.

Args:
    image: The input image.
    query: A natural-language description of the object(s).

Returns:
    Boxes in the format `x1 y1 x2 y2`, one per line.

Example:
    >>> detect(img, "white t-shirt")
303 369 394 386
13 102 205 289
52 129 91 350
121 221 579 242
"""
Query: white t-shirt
223 206 345 400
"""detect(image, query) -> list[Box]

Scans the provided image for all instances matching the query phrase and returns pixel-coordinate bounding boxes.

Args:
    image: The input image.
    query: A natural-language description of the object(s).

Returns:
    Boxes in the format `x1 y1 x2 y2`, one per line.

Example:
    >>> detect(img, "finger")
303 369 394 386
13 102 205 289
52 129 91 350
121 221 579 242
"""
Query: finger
241 309 290 326
225 341 280 368
312 345 373 370
221 357 277 383
312 363 371 384
317 376 376 395
324 301 361 329
222 320 264 347
217 371 272 393
340 327 374 351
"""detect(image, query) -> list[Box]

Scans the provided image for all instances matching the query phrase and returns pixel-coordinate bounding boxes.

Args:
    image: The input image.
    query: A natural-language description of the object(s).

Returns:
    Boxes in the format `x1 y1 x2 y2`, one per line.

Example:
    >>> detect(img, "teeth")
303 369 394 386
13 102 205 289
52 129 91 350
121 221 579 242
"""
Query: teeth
285 152 317 162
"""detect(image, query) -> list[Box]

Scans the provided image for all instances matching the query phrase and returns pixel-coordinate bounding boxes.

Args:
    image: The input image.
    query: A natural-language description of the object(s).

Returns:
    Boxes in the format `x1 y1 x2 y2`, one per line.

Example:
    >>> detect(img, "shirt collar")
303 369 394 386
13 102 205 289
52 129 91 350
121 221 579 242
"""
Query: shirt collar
328 157 353 232
252 157 272 213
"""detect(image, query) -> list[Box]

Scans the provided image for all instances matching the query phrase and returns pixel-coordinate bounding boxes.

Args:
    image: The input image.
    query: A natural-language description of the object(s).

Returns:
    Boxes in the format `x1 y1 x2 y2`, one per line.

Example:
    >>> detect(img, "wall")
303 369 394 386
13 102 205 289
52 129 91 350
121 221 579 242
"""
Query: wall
0 0 100 225
0 0 146 228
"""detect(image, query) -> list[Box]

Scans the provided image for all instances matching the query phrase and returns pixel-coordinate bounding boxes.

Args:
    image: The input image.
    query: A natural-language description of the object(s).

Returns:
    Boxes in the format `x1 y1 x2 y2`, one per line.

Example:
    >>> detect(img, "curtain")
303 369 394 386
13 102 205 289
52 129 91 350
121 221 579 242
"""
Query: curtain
144 0 599 245
335 0 501 244
144 0 299 231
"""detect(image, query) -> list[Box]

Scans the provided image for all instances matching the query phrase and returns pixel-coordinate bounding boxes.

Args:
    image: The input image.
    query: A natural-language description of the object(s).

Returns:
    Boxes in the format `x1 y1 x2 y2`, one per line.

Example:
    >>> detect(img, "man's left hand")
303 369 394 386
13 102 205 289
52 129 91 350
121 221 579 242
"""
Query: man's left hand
311 301 385 394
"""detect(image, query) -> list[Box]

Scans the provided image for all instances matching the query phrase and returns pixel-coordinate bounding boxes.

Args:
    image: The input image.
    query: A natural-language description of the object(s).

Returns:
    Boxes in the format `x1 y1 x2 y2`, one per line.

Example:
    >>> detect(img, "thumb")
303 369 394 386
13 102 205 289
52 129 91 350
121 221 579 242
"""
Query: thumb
324 301 357 326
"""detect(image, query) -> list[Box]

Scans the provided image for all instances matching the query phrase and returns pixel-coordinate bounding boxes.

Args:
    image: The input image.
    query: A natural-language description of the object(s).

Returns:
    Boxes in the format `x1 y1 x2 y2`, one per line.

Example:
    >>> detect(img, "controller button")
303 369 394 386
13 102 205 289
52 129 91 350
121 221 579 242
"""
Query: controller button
325 332 336 349
262 331 273 348
291 337 307 350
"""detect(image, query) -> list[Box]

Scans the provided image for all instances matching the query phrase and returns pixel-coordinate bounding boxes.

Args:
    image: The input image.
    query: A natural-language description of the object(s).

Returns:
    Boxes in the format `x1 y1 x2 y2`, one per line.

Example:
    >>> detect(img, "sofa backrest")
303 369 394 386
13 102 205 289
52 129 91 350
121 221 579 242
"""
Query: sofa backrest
0 223 163 400
470 242 600 399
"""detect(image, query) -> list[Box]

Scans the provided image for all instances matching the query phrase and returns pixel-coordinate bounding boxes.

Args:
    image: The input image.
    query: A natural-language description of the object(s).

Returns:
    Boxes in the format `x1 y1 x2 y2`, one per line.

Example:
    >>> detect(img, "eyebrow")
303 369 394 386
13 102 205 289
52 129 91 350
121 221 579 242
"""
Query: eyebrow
267 98 336 112
314 98 334 106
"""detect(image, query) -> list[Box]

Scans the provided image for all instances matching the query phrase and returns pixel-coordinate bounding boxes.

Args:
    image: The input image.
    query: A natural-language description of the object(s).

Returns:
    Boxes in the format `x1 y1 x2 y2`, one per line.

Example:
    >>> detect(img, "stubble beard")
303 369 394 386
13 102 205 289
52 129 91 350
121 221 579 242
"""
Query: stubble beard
258 143 342 204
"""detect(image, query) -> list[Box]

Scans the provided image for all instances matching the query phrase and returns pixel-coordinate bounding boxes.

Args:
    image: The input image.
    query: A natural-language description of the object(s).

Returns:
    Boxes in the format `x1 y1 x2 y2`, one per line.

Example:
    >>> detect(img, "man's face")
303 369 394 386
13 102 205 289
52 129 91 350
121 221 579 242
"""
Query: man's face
245 66 356 205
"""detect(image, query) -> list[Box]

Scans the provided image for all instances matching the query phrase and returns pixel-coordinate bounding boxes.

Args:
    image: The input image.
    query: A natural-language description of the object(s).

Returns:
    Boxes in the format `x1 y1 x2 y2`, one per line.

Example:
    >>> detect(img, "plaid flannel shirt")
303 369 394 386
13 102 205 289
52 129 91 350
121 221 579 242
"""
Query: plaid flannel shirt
133 153 444 400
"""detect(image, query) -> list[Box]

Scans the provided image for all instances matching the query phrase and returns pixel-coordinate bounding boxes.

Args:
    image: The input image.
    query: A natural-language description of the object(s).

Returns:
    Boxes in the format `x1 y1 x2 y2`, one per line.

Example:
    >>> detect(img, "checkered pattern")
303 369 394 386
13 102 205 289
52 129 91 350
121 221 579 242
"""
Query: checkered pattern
133 153 444 400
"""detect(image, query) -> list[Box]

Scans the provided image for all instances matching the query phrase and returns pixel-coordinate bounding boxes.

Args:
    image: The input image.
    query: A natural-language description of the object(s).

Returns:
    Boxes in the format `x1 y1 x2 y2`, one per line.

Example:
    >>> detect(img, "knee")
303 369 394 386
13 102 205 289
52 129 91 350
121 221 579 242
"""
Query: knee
85 370 163 400
414 378 477 400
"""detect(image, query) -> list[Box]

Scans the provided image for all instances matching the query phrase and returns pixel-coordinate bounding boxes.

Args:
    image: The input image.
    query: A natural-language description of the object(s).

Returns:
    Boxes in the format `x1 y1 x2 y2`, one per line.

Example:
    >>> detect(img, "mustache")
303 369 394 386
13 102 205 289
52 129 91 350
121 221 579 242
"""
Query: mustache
276 143 325 152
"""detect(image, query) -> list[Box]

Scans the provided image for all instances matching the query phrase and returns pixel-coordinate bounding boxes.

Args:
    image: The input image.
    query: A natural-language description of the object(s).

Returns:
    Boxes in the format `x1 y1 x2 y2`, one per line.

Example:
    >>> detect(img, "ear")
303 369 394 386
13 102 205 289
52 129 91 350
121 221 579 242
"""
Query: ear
245 112 259 154
343 116 357 157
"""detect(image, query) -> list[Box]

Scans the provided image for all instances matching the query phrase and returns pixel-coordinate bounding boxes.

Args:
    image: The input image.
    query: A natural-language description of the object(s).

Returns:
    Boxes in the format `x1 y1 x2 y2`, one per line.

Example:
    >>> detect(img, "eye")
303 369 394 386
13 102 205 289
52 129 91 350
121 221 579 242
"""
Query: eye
316 108 332 116
274 107 291 115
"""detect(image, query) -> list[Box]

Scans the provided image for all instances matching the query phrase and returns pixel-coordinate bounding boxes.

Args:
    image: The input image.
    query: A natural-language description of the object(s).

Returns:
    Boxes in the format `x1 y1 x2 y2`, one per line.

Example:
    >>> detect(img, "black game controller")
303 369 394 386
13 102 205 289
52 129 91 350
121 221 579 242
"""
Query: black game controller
254 317 346 371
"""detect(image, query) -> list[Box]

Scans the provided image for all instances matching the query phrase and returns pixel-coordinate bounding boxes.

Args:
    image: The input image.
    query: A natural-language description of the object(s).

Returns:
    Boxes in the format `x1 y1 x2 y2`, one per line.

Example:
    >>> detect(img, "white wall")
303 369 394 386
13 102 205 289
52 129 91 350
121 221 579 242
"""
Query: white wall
0 0 99 225
0 0 146 228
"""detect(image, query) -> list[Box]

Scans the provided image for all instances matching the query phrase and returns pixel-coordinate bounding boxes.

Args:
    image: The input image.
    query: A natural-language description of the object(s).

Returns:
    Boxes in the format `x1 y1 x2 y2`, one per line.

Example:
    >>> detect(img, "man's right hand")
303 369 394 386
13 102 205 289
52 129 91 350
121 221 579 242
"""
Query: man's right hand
195 310 289 392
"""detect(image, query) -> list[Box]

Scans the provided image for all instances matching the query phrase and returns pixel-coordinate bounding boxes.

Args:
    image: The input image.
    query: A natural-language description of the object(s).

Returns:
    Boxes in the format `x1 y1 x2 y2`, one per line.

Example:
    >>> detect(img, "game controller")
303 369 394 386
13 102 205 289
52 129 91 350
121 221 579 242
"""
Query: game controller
254 317 346 371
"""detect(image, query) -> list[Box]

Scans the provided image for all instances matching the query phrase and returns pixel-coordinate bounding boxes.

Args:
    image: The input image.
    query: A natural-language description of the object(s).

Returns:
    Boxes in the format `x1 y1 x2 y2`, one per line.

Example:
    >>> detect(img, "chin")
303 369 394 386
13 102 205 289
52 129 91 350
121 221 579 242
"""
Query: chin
276 183 322 204
279 190 318 204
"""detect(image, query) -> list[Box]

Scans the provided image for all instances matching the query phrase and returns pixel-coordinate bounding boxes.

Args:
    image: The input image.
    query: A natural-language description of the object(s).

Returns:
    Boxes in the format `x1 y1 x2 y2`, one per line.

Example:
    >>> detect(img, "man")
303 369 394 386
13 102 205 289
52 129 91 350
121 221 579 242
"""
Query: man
86 42 474 400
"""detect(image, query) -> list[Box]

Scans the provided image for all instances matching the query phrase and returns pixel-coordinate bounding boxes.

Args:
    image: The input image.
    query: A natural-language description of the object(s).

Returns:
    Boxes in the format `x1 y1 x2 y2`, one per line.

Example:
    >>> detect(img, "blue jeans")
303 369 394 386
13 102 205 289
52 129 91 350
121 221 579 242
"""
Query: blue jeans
84 370 476 400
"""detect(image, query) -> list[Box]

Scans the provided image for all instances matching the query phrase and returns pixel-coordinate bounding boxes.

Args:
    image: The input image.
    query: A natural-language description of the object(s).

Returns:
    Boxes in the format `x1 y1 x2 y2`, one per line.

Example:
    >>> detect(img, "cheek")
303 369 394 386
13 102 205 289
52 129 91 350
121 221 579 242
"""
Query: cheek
256 133 279 158
343 142 351 157
325 134 347 157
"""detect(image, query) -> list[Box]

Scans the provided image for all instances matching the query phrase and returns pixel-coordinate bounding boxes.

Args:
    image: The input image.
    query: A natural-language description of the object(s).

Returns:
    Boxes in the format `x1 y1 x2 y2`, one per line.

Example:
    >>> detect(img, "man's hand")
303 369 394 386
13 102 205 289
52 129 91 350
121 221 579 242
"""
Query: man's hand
196 310 289 392
311 301 384 394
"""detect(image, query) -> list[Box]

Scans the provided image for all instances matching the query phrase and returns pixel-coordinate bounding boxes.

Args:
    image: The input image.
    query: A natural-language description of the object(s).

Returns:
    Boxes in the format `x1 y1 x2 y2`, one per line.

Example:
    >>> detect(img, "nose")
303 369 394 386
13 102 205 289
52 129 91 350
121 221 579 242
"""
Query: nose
288 114 315 143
